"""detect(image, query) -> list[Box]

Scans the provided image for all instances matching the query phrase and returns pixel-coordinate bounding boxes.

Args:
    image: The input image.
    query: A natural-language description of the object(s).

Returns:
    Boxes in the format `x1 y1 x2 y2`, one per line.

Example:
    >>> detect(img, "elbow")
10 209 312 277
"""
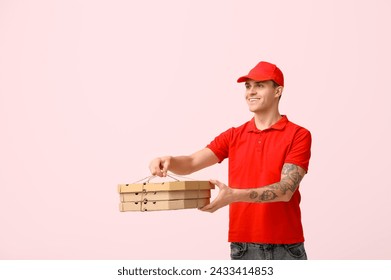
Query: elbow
281 193 293 202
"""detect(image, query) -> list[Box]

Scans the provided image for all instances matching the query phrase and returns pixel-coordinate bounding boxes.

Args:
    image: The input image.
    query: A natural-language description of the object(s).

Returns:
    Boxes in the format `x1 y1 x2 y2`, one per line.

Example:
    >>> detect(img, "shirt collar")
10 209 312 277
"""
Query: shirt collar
247 115 289 133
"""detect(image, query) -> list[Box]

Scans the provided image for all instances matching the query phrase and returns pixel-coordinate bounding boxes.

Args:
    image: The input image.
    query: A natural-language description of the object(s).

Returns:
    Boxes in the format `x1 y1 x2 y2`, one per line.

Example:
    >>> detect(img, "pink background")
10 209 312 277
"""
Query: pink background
1 0 390 259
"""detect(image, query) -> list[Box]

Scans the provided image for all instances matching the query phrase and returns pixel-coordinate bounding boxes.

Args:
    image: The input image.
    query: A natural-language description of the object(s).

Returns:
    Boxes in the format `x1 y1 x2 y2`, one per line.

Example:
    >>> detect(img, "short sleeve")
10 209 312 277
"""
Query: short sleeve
285 128 312 172
206 128 233 163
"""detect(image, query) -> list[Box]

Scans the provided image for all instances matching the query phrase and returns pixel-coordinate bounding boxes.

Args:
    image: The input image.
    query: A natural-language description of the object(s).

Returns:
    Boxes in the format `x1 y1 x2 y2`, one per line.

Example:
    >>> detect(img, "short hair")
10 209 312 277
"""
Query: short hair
271 80 280 88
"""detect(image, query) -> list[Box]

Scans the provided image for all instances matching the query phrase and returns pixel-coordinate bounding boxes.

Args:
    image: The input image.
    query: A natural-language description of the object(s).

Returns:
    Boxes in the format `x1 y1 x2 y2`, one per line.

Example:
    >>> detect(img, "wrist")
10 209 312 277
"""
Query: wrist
230 188 245 203
232 188 258 203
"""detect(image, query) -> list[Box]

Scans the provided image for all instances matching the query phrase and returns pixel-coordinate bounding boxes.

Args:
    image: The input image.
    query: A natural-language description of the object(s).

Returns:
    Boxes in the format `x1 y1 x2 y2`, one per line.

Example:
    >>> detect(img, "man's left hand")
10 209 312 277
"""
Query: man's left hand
199 179 236 213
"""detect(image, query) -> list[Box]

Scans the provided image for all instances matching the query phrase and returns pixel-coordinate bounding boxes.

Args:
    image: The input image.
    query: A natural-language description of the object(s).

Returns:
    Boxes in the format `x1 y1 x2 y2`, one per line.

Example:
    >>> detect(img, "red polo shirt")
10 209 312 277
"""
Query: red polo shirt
207 116 311 244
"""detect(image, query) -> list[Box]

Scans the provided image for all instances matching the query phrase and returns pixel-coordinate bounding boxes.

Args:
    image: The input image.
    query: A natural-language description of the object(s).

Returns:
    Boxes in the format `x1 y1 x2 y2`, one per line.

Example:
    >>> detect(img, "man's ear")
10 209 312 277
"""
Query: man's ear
275 86 283 98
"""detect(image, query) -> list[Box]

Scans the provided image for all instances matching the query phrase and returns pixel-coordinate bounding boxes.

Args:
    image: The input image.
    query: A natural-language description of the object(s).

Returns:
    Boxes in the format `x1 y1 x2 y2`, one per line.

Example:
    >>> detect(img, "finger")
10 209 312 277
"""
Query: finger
149 163 158 176
209 179 220 188
155 169 164 177
149 159 164 177
199 203 216 213
152 169 163 177
199 197 219 213
209 179 225 190
161 159 170 177
209 179 218 185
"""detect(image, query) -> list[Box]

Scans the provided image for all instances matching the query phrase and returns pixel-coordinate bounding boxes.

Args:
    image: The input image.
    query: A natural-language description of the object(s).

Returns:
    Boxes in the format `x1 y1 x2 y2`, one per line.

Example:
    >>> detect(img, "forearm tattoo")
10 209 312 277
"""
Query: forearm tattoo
249 191 258 199
250 163 304 202
259 190 278 201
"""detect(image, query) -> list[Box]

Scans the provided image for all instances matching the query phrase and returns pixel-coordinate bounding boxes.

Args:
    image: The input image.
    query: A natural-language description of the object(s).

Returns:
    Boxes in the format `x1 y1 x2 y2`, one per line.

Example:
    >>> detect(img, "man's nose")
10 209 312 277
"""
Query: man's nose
248 86 256 94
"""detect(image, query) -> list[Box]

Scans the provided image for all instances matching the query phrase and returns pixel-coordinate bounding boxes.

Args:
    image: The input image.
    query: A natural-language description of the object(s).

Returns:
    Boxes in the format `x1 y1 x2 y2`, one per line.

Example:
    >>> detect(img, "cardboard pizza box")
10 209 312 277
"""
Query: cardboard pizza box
119 197 210 212
118 180 213 194
120 189 211 202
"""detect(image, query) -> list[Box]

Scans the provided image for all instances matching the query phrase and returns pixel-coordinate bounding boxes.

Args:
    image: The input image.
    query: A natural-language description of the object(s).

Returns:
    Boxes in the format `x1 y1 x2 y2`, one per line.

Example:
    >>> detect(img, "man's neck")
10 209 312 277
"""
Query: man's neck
253 111 282 130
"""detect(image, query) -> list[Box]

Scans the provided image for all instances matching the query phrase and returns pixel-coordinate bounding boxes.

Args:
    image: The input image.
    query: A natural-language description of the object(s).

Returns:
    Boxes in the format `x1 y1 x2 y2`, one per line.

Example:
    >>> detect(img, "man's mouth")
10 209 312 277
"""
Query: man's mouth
248 98 260 102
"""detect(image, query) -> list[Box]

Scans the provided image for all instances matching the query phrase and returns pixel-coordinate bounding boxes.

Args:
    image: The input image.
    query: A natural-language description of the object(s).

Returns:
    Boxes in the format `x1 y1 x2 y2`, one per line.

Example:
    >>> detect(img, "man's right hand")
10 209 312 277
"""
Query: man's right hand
149 156 172 177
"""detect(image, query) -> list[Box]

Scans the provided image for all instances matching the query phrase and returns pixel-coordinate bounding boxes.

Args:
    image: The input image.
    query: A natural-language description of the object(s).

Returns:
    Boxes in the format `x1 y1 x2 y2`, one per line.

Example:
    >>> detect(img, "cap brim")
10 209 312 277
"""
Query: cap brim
237 75 250 83
237 75 272 83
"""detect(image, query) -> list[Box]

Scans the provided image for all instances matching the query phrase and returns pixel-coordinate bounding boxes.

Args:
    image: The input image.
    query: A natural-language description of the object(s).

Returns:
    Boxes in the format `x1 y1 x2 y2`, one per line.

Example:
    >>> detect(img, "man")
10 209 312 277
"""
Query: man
149 61 312 260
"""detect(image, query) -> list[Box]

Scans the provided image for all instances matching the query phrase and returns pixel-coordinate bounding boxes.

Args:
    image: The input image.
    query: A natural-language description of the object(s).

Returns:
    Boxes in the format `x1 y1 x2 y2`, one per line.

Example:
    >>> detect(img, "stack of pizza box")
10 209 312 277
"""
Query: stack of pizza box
118 180 214 212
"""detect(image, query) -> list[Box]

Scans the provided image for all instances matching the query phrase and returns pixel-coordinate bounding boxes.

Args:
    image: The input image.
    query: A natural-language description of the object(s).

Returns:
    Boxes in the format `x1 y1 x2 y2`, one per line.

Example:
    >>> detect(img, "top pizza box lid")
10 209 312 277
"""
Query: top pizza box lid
118 180 214 194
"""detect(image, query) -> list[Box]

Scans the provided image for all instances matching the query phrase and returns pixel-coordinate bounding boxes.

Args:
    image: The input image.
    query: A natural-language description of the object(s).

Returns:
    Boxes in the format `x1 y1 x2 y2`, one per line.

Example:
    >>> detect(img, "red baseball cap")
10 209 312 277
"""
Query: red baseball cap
237 61 284 86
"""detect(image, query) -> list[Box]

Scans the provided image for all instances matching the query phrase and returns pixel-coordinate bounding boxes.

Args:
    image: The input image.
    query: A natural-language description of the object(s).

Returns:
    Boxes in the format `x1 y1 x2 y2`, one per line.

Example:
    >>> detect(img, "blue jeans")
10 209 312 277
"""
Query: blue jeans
230 242 307 260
